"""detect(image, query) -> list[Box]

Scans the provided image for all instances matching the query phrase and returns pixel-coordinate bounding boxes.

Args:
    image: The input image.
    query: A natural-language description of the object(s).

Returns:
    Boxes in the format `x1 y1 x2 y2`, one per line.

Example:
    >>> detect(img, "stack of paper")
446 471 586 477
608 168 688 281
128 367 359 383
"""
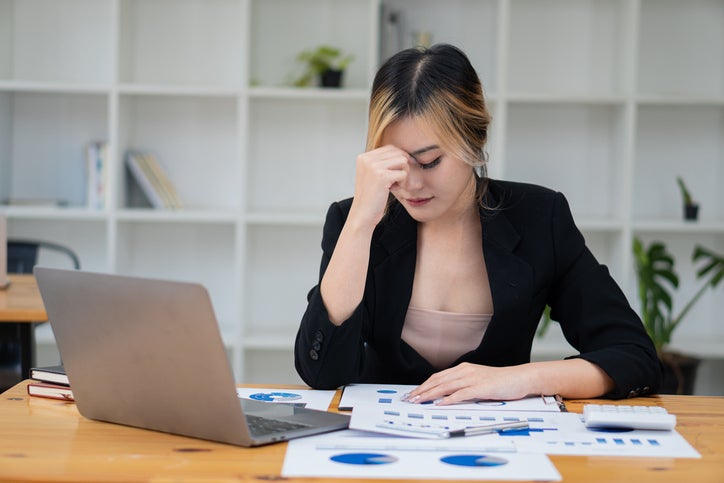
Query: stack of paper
281 383 701 482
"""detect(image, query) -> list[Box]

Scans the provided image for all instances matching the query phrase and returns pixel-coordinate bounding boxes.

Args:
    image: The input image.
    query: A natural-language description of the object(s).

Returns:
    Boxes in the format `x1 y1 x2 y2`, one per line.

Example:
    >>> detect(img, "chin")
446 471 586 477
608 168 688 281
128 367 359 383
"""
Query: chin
402 205 440 223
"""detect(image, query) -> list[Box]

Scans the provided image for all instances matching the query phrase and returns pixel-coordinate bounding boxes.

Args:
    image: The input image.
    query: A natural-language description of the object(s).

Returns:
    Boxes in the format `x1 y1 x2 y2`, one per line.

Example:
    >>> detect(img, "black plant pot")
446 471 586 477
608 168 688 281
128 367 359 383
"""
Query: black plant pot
684 203 699 221
659 351 701 395
320 69 343 88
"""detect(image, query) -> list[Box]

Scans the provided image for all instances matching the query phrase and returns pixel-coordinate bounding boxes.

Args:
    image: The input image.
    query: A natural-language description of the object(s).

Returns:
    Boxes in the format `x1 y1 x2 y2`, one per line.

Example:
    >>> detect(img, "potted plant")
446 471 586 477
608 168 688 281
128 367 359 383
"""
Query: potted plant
293 45 354 88
632 238 724 394
677 176 699 221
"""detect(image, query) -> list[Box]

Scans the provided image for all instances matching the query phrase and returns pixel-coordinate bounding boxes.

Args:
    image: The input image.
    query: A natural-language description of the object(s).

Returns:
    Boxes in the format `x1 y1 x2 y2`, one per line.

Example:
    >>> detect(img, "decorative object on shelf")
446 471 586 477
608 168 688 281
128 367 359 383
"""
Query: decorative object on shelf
632 238 724 394
293 45 354 88
676 176 699 221
125 151 183 210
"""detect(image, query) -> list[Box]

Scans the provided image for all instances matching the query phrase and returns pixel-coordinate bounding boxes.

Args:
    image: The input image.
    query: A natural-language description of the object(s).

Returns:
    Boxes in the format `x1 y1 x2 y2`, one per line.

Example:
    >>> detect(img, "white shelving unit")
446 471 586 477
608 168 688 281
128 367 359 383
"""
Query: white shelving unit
2 0 723 390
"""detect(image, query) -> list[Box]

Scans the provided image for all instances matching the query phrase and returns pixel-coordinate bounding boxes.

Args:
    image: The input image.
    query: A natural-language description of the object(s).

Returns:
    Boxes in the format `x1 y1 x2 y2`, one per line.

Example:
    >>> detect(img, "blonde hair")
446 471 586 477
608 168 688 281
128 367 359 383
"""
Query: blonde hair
366 44 492 208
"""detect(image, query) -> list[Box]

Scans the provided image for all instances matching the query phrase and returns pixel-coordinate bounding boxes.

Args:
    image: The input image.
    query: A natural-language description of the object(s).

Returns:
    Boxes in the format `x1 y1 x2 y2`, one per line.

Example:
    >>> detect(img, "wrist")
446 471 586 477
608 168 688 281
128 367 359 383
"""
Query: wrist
345 206 381 236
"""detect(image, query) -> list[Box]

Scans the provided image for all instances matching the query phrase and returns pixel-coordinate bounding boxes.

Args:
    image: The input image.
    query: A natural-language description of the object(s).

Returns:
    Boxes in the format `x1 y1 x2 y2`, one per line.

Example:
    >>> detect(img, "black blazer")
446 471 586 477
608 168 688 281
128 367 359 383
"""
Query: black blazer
295 180 661 399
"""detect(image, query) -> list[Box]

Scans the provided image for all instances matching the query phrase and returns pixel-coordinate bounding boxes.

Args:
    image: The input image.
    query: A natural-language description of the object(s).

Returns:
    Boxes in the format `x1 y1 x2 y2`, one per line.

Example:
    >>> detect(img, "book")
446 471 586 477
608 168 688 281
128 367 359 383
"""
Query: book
29 365 69 386
86 141 109 210
27 382 74 401
125 151 183 210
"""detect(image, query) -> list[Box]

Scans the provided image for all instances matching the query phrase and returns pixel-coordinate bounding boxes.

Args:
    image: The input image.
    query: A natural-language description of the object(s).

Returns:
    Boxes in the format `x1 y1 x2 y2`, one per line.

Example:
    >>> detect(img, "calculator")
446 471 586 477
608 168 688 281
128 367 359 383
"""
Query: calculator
582 404 676 431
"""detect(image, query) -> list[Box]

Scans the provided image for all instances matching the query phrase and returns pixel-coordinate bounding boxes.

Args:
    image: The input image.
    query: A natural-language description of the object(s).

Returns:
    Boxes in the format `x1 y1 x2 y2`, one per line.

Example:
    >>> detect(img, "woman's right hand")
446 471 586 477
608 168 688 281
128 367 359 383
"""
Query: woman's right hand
348 145 411 227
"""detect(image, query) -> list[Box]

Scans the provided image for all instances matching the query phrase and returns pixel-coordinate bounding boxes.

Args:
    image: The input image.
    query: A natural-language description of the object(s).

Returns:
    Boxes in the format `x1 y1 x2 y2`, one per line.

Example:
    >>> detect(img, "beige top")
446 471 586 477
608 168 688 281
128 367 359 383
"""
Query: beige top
401 306 492 370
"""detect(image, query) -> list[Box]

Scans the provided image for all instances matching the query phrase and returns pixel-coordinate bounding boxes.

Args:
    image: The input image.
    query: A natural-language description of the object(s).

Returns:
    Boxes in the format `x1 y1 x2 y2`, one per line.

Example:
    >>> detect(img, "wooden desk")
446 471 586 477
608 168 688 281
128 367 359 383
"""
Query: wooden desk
1 381 722 483
0 275 48 391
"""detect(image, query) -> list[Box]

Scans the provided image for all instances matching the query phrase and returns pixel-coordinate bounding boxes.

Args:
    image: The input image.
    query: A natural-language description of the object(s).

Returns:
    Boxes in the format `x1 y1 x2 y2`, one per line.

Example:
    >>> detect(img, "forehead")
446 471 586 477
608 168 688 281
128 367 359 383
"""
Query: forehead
381 116 441 153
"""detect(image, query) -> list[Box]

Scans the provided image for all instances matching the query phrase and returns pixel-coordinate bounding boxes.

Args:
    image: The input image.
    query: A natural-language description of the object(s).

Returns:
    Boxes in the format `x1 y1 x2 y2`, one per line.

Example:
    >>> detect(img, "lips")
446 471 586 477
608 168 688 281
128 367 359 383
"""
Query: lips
406 197 432 207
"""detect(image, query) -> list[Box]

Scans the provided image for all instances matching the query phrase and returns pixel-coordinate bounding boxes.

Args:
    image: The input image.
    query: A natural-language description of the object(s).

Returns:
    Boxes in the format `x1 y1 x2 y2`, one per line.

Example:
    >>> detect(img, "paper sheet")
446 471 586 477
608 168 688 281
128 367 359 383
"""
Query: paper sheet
282 429 561 481
339 383 562 412
350 406 700 458
235 387 336 411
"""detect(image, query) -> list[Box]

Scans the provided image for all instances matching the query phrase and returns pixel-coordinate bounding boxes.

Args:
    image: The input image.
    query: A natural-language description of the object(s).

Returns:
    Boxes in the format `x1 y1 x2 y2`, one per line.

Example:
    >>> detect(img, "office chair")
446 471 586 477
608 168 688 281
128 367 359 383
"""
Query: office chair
1 240 79 392
7 239 81 274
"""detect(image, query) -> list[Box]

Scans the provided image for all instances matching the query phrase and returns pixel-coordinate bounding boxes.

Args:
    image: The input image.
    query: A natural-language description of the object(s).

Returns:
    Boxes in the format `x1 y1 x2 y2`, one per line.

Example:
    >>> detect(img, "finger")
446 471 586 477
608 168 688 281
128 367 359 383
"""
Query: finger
434 387 476 406
405 373 462 404
386 169 408 191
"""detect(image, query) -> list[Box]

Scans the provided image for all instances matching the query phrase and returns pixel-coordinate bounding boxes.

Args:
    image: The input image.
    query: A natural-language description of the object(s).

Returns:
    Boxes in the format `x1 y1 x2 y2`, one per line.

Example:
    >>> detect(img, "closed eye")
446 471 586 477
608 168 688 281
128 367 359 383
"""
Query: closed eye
417 156 442 170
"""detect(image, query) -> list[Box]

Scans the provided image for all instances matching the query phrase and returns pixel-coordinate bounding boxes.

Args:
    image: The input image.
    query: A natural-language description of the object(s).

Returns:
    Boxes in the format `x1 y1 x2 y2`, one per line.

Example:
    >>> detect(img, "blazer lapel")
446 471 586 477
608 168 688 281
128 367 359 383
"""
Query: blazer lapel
479 209 535 357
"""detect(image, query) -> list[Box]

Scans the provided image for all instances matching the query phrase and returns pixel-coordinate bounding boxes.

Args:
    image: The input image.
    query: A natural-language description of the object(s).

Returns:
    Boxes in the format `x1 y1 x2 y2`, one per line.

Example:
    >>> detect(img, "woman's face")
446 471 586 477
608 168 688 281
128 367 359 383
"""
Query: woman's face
381 116 476 224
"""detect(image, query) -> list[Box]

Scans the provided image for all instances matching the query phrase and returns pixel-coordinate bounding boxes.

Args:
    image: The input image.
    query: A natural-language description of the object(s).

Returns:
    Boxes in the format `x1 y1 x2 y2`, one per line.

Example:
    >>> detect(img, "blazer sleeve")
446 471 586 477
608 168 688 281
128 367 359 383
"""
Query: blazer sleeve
547 193 662 399
294 201 369 389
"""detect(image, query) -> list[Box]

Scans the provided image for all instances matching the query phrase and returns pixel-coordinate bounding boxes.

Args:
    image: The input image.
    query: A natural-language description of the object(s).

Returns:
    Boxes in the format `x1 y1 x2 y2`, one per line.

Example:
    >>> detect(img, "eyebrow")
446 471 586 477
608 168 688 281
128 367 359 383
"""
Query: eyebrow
409 145 440 157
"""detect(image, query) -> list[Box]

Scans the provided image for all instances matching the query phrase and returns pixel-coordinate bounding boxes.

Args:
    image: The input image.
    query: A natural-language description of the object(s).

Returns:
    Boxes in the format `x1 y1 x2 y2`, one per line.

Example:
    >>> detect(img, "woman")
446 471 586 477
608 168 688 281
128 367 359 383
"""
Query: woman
294 44 661 403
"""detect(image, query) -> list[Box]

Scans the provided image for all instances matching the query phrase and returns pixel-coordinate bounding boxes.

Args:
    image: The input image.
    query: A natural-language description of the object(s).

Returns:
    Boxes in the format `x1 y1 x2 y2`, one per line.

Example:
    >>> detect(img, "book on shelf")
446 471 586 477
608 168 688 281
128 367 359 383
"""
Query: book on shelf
29 364 69 386
85 141 109 210
27 382 74 401
125 151 183 210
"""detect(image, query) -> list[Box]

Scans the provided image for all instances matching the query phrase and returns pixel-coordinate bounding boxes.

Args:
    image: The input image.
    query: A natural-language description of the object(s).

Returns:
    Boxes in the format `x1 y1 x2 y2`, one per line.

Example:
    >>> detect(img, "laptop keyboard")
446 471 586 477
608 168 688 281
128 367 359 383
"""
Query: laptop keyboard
246 414 311 436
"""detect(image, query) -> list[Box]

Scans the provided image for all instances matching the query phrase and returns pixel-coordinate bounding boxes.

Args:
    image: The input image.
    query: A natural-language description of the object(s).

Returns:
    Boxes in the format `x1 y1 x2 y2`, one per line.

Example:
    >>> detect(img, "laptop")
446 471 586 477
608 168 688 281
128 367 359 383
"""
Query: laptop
33 267 349 447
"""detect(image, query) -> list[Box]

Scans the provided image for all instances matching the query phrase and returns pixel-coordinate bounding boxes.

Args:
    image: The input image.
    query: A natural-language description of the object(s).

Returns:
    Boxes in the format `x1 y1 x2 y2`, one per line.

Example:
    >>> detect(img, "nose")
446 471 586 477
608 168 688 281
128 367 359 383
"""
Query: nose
401 161 424 192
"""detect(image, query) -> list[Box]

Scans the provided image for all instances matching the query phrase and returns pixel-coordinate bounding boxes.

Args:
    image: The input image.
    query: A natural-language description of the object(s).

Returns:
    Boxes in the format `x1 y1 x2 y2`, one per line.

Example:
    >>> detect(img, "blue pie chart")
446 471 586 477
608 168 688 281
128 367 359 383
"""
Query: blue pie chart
440 454 509 467
248 392 302 402
330 453 399 465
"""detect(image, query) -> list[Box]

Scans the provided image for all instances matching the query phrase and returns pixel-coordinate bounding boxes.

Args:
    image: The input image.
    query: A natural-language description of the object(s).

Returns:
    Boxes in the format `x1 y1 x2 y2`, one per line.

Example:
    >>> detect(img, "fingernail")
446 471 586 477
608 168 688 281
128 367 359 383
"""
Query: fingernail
409 395 420 403
400 392 410 401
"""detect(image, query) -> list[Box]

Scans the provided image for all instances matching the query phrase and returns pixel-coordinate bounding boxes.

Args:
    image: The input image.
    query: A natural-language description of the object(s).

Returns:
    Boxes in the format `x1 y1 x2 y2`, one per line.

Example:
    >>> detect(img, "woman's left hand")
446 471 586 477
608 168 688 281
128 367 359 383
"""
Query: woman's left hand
402 362 534 405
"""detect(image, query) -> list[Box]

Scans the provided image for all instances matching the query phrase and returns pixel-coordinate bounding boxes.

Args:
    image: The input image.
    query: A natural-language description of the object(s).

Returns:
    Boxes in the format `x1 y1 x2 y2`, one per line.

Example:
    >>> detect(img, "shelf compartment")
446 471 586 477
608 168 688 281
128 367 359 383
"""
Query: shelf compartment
627 233 724 344
118 94 240 210
0 91 108 208
507 0 627 97
633 105 724 221
242 348 301 385
504 103 626 220
115 221 238 335
118 0 245 86
380 0 499 91
117 84 242 97
1 207 108 221
248 86 369 101
580 230 628 288
247 97 364 213
0 0 113 83
249 0 373 89
245 212 325 227
245 225 321 337
638 0 724 98
116 208 239 224
0 80 111 94
633 220 724 235
7 218 108 272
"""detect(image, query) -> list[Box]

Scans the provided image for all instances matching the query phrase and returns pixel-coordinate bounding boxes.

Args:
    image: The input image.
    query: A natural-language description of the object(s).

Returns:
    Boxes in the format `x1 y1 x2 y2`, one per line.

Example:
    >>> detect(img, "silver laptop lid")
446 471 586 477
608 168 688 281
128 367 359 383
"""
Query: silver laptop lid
34 267 349 446
35 267 253 445
34 267 348 447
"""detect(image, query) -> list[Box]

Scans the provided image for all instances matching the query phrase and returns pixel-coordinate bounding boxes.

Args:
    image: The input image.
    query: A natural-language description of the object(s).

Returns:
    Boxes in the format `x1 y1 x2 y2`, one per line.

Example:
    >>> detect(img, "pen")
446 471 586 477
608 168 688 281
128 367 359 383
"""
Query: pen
375 419 529 438
448 420 529 437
